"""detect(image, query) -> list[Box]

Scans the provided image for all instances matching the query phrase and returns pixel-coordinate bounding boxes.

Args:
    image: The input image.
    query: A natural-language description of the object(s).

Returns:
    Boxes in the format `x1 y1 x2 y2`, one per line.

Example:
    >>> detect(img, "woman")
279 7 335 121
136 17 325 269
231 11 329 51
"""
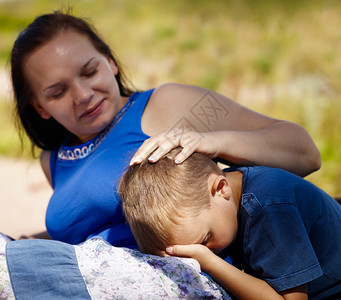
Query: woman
11 11 320 246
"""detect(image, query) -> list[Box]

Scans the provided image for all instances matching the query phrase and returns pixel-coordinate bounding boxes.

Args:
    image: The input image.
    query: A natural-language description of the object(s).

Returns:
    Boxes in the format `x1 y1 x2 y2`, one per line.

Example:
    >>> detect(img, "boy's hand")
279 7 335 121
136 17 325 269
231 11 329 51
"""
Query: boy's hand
166 244 217 272
167 245 308 300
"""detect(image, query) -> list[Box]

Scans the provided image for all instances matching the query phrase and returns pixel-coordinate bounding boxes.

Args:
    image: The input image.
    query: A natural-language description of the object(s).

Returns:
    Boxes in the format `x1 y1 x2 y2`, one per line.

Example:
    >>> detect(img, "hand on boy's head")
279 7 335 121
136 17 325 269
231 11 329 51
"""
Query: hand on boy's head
130 129 218 165
166 244 216 271
129 129 189 165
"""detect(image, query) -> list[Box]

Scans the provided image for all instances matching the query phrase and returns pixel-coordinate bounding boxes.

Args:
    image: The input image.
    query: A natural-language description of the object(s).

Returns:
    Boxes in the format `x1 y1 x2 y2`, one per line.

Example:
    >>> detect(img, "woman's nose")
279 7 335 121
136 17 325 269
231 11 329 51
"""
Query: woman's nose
73 80 94 105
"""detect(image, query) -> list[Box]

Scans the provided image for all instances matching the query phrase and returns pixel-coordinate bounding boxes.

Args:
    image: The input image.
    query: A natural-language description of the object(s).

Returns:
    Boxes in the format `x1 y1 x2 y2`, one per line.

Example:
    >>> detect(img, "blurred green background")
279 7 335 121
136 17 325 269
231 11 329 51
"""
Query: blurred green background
0 0 340 196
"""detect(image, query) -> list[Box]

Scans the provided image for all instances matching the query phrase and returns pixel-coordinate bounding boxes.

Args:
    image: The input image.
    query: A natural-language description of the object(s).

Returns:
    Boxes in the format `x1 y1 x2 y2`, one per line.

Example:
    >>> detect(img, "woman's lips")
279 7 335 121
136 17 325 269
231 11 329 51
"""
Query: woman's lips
80 100 104 118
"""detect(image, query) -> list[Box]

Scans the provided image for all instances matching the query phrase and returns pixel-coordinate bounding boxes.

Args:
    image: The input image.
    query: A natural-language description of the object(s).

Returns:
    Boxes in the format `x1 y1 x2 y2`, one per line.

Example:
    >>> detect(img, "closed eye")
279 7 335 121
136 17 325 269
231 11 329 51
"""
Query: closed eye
52 89 65 99
83 67 98 78
201 233 211 246
82 58 99 78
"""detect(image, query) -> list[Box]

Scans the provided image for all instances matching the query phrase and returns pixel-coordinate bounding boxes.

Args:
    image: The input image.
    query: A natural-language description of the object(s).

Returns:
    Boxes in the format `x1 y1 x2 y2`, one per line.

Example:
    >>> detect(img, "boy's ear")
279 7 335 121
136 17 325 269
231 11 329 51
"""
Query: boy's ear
30 98 51 120
210 175 232 200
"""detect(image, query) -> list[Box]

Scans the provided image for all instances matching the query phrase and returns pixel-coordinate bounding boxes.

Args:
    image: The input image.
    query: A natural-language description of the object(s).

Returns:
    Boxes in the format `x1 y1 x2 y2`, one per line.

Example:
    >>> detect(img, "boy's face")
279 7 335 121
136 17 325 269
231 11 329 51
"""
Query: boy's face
173 193 238 254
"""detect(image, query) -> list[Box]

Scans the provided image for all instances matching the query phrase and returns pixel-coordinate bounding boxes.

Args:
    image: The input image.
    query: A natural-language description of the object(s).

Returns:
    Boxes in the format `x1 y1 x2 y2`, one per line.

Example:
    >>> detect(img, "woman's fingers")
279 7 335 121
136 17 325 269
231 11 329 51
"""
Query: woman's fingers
174 133 203 163
130 137 160 165
129 129 217 165
130 128 190 165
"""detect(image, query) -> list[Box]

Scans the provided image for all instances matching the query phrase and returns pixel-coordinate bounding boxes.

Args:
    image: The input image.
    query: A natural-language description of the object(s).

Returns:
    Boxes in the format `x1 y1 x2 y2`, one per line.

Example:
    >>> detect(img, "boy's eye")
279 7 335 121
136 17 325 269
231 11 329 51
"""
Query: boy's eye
201 233 211 246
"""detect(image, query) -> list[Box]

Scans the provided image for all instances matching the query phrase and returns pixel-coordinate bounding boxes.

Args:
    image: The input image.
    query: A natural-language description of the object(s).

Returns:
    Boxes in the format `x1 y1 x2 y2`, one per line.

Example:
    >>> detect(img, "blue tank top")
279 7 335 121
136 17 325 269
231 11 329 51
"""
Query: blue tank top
47 89 154 247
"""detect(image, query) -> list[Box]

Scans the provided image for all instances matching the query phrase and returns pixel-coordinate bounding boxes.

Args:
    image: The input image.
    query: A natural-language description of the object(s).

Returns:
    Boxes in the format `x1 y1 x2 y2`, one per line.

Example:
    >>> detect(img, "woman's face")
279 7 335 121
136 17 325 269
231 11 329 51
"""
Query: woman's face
25 30 125 143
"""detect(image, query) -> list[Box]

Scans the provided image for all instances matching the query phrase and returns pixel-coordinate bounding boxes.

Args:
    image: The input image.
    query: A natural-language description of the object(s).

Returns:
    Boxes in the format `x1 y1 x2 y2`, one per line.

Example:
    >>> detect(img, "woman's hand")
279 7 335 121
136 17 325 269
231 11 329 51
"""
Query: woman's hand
130 129 221 165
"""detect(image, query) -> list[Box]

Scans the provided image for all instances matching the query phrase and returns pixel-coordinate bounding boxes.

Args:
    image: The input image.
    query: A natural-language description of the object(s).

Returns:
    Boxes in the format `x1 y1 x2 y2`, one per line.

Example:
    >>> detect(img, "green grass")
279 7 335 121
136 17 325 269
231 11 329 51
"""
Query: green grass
0 0 340 196
0 100 22 156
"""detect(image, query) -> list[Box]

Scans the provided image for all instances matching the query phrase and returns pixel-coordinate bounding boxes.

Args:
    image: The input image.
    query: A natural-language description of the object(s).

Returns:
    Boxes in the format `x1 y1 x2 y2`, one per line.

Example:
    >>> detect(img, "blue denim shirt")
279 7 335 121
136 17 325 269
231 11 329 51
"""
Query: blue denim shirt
232 166 341 299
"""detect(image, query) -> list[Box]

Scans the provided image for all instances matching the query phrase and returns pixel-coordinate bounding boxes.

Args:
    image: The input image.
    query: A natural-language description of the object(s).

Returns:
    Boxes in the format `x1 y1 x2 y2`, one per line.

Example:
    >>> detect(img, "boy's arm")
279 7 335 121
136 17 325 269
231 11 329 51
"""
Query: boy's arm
166 244 307 300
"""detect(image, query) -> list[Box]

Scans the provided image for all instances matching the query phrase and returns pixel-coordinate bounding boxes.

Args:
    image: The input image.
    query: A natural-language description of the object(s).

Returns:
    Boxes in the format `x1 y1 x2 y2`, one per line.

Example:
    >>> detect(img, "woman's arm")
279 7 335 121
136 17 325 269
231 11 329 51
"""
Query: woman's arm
166 244 308 300
136 83 321 176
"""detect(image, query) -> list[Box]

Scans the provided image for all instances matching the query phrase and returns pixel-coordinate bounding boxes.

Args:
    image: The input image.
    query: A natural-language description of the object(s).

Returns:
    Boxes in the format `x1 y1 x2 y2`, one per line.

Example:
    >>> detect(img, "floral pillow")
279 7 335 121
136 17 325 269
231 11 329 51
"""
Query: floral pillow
3 234 231 299
76 237 231 299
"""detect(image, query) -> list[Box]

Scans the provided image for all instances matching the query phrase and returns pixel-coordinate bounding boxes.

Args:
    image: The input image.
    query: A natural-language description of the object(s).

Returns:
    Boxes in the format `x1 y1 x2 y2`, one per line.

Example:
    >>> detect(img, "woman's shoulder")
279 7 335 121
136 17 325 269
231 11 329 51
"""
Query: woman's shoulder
151 82 207 102
142 83 208 134
149 82 238 117
143 82 239 135
147 82 213 118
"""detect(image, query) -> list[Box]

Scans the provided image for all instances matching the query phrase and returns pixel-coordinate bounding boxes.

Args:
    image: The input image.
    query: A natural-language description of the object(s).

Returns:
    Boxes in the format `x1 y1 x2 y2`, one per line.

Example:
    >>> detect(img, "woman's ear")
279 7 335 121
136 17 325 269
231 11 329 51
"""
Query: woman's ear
108 58 118 76
30 99 51 120
210 174 232 200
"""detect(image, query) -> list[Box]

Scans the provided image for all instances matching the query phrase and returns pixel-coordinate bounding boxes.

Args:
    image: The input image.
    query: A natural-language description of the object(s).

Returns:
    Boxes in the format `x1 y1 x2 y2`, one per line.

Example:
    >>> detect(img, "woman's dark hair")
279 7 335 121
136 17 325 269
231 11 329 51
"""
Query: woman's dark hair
11 11 135 151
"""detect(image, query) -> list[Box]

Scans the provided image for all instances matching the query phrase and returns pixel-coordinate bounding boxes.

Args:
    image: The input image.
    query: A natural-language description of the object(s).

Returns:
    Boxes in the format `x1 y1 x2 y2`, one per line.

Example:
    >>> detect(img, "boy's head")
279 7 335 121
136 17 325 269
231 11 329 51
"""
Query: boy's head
119 148 238 255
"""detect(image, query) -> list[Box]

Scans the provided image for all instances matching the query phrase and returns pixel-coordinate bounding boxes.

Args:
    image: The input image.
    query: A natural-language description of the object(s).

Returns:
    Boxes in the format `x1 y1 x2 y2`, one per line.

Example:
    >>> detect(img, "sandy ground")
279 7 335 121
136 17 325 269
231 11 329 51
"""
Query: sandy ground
0 156 52 239
0 67 53 238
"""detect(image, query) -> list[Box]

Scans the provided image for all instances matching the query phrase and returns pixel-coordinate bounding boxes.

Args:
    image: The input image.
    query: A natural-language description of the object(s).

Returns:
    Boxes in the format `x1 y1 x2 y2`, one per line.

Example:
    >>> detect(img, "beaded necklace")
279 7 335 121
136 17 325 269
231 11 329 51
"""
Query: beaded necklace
57 93 136 161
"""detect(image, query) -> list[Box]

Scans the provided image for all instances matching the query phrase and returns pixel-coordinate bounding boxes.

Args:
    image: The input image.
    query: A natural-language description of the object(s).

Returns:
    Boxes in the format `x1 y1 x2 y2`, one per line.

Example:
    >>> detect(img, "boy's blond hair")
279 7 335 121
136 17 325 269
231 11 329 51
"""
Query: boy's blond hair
119 148 223 255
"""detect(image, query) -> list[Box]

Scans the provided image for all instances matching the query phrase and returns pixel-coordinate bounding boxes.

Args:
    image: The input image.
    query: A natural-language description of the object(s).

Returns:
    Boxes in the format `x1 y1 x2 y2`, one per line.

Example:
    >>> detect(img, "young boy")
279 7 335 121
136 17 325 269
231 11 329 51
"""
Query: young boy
119 148 341 300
